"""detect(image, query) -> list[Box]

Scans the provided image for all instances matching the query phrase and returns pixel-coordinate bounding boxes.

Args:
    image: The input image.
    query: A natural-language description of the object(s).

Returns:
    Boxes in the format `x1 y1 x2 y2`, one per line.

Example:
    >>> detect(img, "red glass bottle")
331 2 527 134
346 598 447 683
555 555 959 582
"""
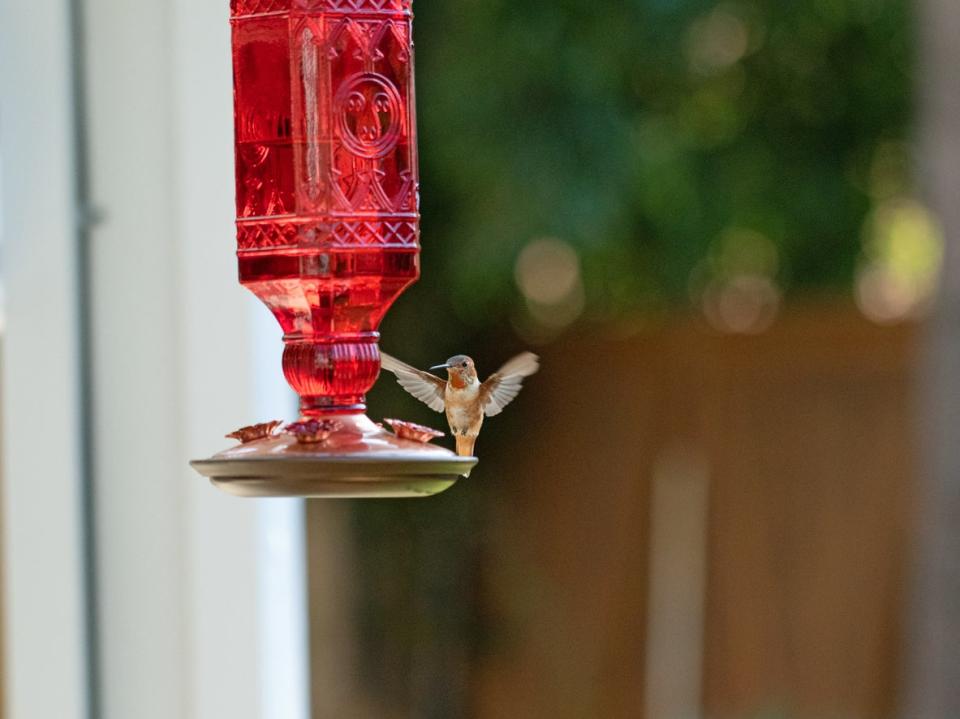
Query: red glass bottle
231 0 419 415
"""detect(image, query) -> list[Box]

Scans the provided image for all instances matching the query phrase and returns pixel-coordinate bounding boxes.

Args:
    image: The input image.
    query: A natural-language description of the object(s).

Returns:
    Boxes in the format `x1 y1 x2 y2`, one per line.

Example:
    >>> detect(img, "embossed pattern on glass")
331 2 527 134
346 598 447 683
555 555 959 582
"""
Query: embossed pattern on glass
231 0 419 413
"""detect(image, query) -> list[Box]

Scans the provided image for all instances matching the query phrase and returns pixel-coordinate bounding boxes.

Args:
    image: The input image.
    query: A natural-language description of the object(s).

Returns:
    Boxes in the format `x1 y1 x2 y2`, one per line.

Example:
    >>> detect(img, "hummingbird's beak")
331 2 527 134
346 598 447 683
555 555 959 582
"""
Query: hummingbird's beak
430 363 449 371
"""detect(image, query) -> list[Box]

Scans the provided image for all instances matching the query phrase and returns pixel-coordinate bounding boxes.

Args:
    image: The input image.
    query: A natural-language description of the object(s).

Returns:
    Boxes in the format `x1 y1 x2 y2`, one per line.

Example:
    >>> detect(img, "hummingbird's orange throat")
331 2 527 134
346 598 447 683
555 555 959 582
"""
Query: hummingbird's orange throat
449 373 469 390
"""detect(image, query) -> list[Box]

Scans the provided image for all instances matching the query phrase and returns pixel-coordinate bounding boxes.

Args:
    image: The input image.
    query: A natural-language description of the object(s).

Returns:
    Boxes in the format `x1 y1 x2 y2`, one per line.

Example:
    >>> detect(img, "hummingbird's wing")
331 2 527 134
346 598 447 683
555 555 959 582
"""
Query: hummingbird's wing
480 352 540 417
380 352 447 412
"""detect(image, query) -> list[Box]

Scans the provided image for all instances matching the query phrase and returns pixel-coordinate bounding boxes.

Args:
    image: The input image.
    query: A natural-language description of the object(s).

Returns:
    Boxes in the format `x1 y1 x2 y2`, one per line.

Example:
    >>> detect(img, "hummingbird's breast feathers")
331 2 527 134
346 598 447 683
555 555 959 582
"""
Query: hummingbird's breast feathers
445 380 483 438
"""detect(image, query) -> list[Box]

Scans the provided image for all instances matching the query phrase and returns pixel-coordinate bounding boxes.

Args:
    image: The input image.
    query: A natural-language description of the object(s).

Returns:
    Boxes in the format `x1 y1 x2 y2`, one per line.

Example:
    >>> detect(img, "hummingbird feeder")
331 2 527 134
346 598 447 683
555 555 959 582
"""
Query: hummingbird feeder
190 0 476 498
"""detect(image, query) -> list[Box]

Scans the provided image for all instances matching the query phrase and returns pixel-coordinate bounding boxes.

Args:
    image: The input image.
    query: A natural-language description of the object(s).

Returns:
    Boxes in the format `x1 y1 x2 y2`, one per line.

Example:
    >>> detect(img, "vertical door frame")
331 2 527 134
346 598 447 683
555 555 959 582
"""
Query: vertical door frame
0 0 91 717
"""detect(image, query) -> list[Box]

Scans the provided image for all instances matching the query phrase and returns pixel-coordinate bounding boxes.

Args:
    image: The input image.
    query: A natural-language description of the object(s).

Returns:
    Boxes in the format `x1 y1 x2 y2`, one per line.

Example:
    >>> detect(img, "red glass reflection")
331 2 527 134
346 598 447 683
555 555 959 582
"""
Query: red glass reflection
231 0 419 414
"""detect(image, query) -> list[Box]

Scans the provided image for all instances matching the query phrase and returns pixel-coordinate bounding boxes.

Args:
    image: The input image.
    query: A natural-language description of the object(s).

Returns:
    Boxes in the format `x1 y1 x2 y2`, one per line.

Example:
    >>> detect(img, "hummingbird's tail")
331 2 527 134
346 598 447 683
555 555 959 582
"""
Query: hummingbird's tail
456 435 477 457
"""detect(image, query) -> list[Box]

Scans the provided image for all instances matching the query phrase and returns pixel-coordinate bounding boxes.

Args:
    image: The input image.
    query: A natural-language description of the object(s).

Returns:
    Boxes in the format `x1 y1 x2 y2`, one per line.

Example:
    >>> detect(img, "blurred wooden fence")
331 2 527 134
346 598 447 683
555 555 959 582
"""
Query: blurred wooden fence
473 305 918 719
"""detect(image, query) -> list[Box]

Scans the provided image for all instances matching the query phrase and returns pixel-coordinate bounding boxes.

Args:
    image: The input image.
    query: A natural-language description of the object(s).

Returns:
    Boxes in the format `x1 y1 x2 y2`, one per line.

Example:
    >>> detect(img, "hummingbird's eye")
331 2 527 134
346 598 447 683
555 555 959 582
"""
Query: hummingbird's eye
462 361 468 368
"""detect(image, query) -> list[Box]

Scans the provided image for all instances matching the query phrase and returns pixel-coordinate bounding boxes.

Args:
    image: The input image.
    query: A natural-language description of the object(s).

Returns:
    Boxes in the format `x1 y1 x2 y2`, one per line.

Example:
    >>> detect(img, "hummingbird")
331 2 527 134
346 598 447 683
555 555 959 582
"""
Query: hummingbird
380 351 540 457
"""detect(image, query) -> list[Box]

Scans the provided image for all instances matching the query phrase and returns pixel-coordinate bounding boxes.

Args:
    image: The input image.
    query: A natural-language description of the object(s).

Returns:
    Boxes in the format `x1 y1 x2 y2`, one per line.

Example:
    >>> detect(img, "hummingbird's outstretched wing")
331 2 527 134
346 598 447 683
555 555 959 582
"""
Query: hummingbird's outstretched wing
480 352 540 417
380 352 447 412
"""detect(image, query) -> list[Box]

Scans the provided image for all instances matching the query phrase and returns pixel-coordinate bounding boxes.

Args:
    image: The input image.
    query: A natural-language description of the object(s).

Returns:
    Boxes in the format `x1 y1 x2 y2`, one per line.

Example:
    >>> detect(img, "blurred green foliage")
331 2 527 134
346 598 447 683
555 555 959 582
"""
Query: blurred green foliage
382 0 912 352
354 2 914 715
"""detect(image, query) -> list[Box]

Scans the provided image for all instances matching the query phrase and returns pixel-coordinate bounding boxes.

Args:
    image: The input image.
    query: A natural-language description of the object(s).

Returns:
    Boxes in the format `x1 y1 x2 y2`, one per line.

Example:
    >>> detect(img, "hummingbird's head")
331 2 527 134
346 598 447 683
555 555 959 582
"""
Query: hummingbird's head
431 355 477 388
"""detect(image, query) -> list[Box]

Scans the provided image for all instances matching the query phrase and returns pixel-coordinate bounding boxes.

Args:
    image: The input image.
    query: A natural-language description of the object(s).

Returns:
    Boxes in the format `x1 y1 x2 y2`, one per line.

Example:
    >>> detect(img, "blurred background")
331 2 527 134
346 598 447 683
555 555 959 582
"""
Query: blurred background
2 0 959 718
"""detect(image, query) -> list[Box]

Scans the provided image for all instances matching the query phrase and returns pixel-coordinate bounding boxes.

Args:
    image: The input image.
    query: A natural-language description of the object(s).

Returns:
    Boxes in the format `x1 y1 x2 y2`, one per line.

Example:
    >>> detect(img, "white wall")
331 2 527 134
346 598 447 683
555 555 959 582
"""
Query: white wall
0 0 90 717
1 1 311 717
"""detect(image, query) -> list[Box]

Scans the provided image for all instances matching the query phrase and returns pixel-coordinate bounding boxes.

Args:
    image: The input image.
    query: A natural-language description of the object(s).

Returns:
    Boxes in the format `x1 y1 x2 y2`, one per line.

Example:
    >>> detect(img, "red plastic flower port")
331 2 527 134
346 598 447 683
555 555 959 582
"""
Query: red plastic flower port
226 420 282 444
384 419 444 444
285 419 343 445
